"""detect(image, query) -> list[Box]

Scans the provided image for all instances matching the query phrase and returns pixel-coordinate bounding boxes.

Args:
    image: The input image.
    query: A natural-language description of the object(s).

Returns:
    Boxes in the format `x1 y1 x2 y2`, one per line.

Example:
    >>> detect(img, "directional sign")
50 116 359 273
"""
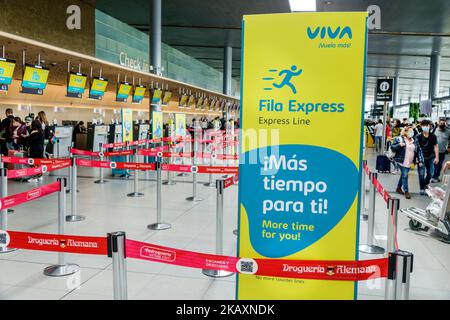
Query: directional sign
376 79 393 102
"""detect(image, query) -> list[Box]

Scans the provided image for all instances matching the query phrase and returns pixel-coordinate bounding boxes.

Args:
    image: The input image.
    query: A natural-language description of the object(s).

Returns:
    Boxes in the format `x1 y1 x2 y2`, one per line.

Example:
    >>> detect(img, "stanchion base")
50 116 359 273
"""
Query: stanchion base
178 173 190 177
233 229 238 236
66 215 86 222
163 181 177 185
44 264 80 277
359 244 385 254
186 196 204 202
127 192 144 197
94 180 108 184
202 269 234 278
147 223 172 230
0 247 18 254
203 182 216 187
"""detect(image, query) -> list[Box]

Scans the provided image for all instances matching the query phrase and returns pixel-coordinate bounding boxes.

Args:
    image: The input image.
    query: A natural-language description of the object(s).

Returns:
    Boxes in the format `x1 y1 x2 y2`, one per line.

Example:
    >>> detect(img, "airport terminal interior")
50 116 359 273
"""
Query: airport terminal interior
0 0 449 301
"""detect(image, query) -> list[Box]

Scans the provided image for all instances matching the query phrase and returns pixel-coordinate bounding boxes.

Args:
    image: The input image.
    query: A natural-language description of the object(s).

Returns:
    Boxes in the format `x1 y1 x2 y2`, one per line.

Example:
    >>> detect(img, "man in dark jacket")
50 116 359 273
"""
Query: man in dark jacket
0 108 14 156
416 119 439 195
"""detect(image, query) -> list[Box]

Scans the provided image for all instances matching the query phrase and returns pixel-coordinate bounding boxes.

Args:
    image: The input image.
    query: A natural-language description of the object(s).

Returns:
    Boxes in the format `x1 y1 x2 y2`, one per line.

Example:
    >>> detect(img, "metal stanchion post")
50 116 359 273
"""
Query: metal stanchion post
0 168 17 253
66 158 85 222
0 157 14 215
44 178 80 276
127 150 144 197
203 179 234 278
108 232 128 300
204 153 216 187
387 198 400 254
361 160 368 221
163 144 176 185
94 143 108 184
359 172 385 254
186 138 203 202
148 157 171 230
178 137 190 177
385 250 413 300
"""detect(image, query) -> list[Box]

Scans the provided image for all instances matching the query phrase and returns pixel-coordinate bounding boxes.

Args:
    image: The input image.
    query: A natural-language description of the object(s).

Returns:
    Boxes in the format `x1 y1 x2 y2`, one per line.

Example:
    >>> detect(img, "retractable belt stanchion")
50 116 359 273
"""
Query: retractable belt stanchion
178 136 190 177
44 178 80 276
359 172 385 254
361 160 368 221
204 152 216 187
385 250 413 300
163 143 176 186
0 156 14 214
67 157 85 222
186 138 203 202
127 149 144 197
0 168 16 253
107 231 128 300
94 143 108 184
148 155 171 230
203 178 234 278
387 197 400 254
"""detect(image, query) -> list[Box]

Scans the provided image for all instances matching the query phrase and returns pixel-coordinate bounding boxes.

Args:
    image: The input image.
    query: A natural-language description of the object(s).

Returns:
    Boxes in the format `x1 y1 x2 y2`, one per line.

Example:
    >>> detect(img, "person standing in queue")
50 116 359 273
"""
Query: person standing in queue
0 108 15 155
432 119 450 182
374 119 383 152
26 120 45 183
391 119 402 138
416 119 439 194
391 125 424 199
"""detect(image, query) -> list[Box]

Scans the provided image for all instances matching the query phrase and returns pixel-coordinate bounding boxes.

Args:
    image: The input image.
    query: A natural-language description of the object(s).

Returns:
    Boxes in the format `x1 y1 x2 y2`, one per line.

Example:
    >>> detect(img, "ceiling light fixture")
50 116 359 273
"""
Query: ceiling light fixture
289 0 317 12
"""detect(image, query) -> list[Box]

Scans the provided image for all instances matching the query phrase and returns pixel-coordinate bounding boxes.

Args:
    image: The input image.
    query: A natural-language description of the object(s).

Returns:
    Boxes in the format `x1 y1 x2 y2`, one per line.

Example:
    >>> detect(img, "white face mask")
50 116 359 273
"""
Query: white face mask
408 131 414 138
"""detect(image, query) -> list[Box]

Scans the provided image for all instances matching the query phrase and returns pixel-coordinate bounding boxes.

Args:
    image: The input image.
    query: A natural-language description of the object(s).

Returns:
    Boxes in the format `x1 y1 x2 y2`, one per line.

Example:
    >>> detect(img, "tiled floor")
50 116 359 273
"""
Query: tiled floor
0 151 449 300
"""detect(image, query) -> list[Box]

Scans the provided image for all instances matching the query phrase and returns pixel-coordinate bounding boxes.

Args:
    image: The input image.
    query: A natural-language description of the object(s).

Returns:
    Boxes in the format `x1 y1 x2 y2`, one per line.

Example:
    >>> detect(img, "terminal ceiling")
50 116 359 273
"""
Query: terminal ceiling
95 0 450 105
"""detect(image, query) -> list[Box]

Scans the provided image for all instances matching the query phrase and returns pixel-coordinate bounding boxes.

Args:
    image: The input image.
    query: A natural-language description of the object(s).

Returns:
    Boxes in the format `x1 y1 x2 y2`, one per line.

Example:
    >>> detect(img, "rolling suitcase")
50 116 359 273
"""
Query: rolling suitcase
376 154 391 173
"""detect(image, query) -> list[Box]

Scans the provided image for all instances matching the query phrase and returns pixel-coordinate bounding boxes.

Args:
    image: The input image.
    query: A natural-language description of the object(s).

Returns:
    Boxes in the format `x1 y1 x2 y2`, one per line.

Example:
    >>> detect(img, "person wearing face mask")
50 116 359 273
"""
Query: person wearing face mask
416 119 439 195
432 119 450 182
391 126 424 199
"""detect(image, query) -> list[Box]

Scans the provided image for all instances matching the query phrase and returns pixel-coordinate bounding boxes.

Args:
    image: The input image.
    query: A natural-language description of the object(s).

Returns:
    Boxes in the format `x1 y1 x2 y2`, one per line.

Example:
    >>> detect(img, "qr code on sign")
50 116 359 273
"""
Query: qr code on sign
236 258 258 274
240 261 254 273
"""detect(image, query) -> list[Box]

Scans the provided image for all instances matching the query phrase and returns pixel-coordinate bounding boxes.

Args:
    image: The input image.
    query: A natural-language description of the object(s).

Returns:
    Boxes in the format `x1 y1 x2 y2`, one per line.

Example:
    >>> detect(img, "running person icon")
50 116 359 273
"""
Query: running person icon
272 65 302 94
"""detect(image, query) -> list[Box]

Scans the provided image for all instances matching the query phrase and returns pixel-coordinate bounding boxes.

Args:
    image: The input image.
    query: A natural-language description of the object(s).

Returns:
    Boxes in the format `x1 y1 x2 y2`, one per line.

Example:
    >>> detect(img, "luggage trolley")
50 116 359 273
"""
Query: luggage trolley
400 173 450 243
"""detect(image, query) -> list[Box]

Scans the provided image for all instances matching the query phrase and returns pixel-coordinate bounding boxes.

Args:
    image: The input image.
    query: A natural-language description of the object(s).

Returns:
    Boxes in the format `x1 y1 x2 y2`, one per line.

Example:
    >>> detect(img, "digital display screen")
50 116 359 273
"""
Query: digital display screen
187 95 195 109
117 82 132 100
152 89 163 103
162 91 172 105
197 97 204 109
22 65 50 90
67 72 87 94
90 77 108 96
0 58 16 85
133 85 146 102
179 95 188 108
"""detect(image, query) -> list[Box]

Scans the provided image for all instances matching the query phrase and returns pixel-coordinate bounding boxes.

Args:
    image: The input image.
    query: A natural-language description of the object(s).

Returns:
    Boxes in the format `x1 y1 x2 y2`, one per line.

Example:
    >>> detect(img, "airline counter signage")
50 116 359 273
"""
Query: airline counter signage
237 12 368 300
122 108 133 142
152 111 163 139
175 113 186 137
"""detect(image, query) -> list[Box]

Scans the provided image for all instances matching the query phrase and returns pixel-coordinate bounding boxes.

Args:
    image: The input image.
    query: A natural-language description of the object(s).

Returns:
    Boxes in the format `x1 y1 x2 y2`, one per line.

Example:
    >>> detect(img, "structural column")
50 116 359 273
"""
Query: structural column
428 54 441 100
150 0 162 77
393 75 400 106
223 46 232 96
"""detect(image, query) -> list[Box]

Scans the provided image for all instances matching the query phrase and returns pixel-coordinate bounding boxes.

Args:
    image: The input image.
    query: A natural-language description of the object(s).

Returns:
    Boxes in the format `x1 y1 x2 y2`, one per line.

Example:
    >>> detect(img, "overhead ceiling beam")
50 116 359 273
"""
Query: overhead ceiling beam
369 31 450 37
170 44 241 49
131 24 241 31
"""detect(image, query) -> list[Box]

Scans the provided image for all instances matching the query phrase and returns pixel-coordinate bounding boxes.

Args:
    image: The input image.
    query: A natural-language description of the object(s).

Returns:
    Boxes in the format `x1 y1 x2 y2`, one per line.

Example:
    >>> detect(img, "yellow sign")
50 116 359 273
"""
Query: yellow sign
121 108 133 142
0 60 16 85
22 66 50 89
237 12 368 300
90 78 108 95
117 83 132 98
152 111 163 139
175 113 186 137
162 91 173 105
68 73 87 93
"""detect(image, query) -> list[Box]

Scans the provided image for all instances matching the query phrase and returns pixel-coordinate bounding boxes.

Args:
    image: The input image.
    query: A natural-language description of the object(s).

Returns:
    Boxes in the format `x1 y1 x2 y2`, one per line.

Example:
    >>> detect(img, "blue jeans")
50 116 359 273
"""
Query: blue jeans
433 152 446 180
397 166 410 192
418 157 435 190
375 136 382 152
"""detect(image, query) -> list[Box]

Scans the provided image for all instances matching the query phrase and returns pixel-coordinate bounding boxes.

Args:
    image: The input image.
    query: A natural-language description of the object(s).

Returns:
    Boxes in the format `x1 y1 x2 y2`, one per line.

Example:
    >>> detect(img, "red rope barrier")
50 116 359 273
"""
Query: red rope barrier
0 181 61 210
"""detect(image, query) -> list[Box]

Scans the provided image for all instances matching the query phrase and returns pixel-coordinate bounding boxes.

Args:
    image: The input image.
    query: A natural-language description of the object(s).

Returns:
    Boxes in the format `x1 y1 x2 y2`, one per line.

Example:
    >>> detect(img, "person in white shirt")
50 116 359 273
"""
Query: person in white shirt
374 119 384 152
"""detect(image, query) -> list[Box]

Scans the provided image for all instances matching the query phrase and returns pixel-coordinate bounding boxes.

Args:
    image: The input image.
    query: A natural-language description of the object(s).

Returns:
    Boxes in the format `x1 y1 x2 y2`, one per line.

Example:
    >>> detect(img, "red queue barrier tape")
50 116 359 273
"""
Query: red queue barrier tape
161 164 192 173
125 239 388 281
1 230 387 281
0 181 61 211
6 230 108 255
7 166 47 179
2 156 69 166
373 176 391 204
197 166 239 174
103 150 134 157
76 159 156 171
70 148 100 157
224 175 239 189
